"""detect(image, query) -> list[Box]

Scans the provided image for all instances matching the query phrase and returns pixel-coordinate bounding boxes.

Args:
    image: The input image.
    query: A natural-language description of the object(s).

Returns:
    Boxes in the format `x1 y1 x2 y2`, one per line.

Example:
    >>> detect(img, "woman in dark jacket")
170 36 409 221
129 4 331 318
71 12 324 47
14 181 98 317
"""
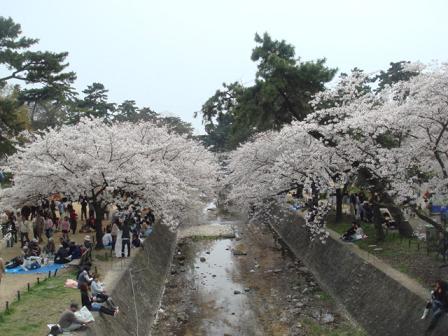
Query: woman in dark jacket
422 280 448 331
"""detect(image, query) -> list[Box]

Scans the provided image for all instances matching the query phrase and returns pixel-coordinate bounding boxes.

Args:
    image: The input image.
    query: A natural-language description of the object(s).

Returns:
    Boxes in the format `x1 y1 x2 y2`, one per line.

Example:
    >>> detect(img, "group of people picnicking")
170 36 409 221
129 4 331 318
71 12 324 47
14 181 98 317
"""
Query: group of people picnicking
49 266 119 335
339 192 401 242
0 194 155 271
0 193 157 335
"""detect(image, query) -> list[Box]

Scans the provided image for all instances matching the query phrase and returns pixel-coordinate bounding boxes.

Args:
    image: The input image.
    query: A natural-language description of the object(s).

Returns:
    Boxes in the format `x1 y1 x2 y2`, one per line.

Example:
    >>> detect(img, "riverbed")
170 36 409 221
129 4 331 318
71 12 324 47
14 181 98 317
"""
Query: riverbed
152 208 365 336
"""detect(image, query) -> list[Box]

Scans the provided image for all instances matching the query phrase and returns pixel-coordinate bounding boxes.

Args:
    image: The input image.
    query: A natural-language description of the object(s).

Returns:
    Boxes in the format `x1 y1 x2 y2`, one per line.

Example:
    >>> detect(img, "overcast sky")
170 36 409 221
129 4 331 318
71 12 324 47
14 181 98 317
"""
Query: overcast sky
3 0 448 133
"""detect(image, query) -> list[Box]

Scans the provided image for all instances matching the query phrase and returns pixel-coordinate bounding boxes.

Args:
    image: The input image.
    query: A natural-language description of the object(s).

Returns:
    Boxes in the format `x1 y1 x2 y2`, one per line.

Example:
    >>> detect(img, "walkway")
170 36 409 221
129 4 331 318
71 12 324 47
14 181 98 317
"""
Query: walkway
327 228 428 299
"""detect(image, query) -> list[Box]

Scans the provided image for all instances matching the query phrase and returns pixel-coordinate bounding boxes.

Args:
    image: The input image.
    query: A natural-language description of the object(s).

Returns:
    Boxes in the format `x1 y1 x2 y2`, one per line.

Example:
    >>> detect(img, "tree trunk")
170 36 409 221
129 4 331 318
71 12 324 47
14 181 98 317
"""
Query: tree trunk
311 181 319 207
93 204 105 249
335 188 343 223
372 203 386 242
358 167 414 238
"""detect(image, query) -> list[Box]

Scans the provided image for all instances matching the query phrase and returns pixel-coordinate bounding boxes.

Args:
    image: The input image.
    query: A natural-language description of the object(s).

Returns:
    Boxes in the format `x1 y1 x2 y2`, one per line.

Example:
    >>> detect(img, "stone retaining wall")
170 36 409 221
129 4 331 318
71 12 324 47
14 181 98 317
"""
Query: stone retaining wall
84 222 177 336
267 205 448 336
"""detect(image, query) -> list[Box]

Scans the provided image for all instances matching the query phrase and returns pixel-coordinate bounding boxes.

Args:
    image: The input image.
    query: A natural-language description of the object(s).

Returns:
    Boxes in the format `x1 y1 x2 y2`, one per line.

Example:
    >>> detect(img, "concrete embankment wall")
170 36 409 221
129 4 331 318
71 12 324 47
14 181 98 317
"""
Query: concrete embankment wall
267 205 448 336
84 222 177 336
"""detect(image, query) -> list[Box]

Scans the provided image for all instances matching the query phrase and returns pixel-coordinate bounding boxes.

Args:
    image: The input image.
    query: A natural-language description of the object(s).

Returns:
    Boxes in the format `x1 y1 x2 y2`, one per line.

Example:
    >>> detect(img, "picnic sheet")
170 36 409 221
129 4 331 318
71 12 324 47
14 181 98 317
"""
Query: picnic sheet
5 262 65 274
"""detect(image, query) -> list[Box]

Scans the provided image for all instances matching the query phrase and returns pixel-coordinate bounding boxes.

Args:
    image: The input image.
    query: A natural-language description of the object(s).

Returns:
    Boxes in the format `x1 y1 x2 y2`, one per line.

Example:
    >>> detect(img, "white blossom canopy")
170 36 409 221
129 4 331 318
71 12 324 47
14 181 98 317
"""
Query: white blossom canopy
225 63 448 239
0 118 218 229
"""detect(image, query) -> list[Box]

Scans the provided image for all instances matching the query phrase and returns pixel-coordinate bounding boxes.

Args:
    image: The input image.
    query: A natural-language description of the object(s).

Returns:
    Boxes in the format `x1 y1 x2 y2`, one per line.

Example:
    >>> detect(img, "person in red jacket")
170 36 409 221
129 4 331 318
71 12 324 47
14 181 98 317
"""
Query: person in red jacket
69 209 78 235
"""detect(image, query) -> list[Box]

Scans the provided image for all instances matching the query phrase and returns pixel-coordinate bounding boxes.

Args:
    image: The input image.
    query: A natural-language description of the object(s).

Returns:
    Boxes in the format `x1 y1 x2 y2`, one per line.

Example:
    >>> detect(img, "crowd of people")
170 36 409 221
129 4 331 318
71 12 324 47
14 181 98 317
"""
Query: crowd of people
0 198 93 272
0 194 156 271
0 193 157 334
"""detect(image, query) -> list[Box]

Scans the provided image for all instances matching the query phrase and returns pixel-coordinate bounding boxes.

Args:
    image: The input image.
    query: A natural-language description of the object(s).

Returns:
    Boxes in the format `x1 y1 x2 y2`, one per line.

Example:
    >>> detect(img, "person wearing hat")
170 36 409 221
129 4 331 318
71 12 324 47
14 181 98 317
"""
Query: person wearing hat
43 237 56 257
84 235 92 250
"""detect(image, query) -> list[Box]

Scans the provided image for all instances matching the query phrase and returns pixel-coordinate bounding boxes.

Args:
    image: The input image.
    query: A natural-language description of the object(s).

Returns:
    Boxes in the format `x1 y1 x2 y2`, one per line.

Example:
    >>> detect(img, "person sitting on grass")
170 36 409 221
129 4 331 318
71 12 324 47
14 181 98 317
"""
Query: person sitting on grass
102 228 113 249
54 245 71 264
43 237 56 257
58 303 89 332
80 283 119 316
68 241 82 260
132 233 142 248
5 254 24 269
28 239 41 256
21 255 41 270
341 222 358 241
141 220 152 237
421 279 448 331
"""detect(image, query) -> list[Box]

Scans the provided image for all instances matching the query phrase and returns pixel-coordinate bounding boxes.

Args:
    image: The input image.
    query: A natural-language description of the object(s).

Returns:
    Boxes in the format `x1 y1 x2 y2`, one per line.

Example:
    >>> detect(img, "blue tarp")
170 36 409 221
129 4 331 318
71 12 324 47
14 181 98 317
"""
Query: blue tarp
431 205 448 214
5 262 65 274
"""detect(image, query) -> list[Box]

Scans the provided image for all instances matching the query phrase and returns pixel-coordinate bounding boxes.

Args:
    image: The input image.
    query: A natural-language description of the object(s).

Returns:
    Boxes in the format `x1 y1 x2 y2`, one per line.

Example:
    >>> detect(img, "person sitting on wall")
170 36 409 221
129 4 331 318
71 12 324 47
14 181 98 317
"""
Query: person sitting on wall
91 274 117 308
421 279 448 331
341 222 358 241
58 303 89 332
79 283 118 316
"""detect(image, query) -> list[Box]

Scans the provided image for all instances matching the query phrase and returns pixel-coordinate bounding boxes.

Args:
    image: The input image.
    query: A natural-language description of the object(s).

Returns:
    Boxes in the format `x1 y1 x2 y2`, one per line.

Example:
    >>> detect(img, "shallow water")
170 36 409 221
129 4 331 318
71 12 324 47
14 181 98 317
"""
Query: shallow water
179 238 263 335
153 204 361 336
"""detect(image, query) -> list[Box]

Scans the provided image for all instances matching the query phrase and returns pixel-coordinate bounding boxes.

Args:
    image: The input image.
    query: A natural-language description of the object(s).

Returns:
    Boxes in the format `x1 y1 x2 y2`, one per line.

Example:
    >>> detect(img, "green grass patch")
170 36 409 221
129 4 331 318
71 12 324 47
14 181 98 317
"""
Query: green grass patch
315 290 335 303
0 271 79 336
302 318 367 336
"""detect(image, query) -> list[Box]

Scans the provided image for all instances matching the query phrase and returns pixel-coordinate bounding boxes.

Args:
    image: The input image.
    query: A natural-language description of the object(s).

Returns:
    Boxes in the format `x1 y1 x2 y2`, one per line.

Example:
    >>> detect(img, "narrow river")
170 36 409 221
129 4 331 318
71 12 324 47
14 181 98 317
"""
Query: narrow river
152 205 364 336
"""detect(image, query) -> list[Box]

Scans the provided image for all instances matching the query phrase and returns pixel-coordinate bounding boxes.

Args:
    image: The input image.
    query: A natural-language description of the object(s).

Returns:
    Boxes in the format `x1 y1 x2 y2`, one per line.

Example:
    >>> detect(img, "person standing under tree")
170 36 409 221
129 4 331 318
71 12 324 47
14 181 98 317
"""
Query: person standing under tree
18 212 28 247
80 197 88 221
69 208 78 235
111 220 119 253
121 220 131 258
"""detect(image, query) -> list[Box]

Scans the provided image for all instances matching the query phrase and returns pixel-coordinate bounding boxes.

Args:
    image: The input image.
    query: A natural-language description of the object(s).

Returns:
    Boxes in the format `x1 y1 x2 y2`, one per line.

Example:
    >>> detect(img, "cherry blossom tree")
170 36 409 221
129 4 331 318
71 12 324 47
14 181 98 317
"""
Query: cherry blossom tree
225 62 448 241
373 63 448 230
0 118 218 246
224 122 343 241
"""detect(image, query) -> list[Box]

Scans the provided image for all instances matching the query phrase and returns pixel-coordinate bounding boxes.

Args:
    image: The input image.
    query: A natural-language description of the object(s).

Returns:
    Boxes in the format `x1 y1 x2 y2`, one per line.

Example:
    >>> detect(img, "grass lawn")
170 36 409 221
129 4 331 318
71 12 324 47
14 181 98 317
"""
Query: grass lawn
0 271 79 336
